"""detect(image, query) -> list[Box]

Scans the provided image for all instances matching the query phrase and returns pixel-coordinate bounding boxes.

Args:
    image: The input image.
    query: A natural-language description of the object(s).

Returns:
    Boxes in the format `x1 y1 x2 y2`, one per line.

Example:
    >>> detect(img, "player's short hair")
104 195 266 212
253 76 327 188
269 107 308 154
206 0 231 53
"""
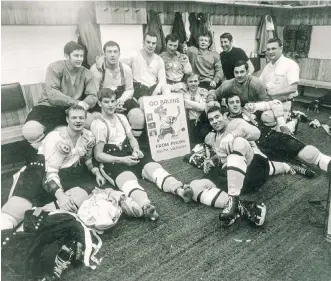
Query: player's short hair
224 92 245 107
198 32 213 48
184 72 200 83
220 33 233 42
64 41 84 56
103 41 120 53
97 88 117 101
207 105 222 116
267 37 283 47
234 60 249 71
144 31 158 41
165 34 179 44
65 104 87 117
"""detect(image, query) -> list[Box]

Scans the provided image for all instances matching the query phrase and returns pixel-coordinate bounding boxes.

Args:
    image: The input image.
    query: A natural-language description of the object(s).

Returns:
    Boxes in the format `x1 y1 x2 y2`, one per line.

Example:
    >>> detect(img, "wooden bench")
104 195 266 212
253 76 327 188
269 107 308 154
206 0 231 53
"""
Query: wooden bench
1 83 45 145
296 58 331 104
299 79 331 90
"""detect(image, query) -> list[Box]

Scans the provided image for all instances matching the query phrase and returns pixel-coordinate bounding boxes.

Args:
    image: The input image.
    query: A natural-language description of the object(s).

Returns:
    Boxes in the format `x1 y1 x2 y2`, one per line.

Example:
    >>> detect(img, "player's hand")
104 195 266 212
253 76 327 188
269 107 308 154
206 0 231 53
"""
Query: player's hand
132 150 144 159
203 159 215 174
209 81 217 88
220 133 235 155
56 192 78 213
95 172 106 187
122 156 140 166
244 103 256 113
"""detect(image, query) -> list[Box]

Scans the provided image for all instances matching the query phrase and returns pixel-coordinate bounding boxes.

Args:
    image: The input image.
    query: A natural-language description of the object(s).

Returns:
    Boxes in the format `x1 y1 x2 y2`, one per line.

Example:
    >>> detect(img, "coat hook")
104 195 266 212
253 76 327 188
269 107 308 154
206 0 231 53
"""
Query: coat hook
125 8 130 12
114 8 120 12
135 9 140 12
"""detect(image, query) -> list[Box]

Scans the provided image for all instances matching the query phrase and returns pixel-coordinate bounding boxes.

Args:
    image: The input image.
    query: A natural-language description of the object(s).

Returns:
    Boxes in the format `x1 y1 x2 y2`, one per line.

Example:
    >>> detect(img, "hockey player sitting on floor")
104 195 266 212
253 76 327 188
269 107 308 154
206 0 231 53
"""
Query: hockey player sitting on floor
90 88 194 221
224 93 331 176
1 105 106 230
194 106 311 227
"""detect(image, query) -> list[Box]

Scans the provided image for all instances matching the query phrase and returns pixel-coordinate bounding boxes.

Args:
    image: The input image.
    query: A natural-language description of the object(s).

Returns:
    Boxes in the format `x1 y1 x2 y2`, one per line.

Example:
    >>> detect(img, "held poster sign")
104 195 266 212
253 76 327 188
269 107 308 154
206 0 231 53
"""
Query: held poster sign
143 94 190 161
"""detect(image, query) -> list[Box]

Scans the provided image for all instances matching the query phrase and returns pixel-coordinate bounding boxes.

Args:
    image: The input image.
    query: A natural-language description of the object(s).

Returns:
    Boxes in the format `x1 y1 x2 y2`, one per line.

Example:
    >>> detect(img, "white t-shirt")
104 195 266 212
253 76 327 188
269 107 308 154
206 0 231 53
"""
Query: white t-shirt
125 50 166 87
90 114 131 146
259 55 300 100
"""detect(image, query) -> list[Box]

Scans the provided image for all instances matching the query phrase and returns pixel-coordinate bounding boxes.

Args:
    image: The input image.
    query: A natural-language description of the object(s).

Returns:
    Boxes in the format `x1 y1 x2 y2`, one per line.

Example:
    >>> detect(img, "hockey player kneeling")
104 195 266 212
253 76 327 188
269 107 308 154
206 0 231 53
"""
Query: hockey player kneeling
90 89 194 221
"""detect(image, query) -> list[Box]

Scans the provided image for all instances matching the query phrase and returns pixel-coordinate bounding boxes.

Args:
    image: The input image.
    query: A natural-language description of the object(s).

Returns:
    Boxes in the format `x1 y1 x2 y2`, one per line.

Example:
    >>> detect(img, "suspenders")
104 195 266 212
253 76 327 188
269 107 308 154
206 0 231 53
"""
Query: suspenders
99 62 125 90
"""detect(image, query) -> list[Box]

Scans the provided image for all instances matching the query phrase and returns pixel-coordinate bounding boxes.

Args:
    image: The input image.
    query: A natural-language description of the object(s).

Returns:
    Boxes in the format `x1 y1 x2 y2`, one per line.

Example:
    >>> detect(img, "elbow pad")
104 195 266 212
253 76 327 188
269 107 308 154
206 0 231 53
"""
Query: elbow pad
43 173 63 195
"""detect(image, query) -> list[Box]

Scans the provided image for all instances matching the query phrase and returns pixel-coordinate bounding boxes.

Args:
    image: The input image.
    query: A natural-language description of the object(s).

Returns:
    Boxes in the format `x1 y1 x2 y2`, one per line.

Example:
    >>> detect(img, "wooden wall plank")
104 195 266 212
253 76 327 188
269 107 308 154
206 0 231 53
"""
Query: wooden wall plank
298 58 320 80
95 1 147 24
1 1 89 25
318 60 331 82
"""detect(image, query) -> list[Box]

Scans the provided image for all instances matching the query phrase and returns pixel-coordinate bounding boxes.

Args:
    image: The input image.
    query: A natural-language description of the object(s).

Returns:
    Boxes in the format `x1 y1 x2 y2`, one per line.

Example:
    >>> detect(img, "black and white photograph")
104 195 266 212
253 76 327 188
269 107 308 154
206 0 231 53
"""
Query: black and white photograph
1 1 331 281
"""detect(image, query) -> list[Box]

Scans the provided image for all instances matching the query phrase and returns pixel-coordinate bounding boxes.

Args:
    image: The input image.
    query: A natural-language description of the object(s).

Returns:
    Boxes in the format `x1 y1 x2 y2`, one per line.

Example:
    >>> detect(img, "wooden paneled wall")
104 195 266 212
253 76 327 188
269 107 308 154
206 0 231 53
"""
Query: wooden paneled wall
147 1 273 26
95 1 147 24
2 1 331 26
278 6 331 25
297 59 331 82
1 83 45 128
1 1 91 25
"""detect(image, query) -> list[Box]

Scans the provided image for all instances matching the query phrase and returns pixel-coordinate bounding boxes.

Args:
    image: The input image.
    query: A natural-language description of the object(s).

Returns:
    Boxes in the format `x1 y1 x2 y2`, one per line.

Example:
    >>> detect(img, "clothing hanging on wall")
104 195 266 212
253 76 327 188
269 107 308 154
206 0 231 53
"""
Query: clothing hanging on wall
172 12 187 44
256 14 277 56
188 13 199 47
206 13 216 52
283 24 312 58
188 12 211 48
77 6 103 68
145 10 166 54
183 12 191 42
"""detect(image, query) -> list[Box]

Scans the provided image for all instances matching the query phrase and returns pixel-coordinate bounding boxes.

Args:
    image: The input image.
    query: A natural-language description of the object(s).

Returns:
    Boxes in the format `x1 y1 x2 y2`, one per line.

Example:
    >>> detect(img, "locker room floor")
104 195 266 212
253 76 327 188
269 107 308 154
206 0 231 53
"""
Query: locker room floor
2 103 331 281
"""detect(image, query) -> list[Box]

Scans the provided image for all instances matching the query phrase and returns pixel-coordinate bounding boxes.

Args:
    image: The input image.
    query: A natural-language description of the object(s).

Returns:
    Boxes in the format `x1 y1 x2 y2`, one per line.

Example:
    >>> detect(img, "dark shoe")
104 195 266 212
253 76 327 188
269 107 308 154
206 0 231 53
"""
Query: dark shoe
289 165 315 178
39 244 75 280
239 201 267 226
219 196 240 227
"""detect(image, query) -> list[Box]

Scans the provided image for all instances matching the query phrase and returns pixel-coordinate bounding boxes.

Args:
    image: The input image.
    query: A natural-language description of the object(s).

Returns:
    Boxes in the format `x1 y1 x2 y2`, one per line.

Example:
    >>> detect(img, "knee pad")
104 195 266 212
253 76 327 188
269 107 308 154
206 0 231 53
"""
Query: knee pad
127 108 145 137
116 171 138 189
232 137 251 153
2 196 33 226
22 121 45 147
142 162 182 194
1 213 18 230
116 171 146 198
190 179 228 208
42 187 88 211
298 145 320 164
261 111 277 127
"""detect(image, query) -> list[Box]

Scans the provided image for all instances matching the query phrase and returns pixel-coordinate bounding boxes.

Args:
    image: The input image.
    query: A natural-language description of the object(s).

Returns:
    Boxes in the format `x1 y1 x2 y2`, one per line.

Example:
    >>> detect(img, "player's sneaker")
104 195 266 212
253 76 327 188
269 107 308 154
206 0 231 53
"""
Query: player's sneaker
39 244 75 281
289 165 315 178
239 200 267 226
143 204 159 221
219 196 240 227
